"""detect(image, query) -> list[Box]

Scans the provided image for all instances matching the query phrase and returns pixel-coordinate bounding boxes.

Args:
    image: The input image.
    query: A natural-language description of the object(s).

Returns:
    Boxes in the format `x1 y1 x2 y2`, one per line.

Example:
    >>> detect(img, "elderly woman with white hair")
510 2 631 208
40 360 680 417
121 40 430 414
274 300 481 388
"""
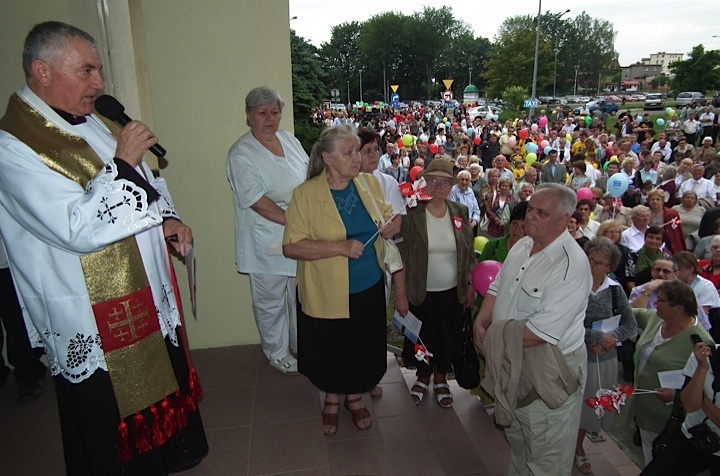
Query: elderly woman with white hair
227 86 309 375
449 169 481 234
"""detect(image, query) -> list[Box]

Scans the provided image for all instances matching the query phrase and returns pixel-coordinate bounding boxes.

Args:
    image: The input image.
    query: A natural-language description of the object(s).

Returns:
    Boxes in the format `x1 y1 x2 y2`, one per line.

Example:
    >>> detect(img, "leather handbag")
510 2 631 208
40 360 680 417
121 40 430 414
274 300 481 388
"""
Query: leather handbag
453 309 480 389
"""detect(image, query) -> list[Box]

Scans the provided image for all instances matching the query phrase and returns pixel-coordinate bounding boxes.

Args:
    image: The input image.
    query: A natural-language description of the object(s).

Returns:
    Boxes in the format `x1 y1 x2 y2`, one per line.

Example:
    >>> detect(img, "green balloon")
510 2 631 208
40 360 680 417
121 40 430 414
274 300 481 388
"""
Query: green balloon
584 116 592 125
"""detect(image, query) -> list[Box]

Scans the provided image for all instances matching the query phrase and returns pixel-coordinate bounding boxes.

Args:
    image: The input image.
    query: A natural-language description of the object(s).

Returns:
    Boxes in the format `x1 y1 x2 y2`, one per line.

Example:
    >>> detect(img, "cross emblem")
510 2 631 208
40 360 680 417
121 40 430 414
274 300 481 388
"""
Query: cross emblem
107 298 150 343
97 196 131 224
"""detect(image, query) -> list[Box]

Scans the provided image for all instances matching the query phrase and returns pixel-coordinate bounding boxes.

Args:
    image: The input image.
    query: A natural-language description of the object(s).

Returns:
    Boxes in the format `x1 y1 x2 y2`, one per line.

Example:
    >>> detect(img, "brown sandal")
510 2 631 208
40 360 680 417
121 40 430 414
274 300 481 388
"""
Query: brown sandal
344 397 372 430
322 401 339 436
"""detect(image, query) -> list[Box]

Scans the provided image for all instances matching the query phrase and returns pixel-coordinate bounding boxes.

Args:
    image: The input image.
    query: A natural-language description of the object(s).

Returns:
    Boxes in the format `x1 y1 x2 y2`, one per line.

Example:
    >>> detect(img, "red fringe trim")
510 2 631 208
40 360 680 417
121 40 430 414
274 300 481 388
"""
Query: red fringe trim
187 368 203 411
160 397 177 439
116 420 132 462
133 413 153 454
114 381 202 462
150 404 166 447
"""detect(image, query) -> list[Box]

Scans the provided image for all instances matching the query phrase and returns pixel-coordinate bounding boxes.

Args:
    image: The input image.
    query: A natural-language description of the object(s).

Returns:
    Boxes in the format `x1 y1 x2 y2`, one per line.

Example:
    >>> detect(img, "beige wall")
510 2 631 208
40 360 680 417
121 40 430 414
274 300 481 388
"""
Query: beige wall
0 0 294 349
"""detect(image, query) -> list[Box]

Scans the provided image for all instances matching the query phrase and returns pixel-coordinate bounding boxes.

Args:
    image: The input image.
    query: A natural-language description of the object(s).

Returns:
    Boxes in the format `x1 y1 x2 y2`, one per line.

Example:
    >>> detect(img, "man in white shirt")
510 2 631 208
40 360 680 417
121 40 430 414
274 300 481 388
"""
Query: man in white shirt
650 138 672 163
699 106 715 140
378 142 396 171
474 184 591 476
621 205 651 252
678 164 716 204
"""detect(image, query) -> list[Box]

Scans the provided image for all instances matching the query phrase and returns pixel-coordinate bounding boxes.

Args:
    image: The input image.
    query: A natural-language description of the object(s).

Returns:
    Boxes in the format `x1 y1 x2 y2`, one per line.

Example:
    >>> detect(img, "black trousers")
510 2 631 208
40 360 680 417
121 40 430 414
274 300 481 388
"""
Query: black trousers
0 267 46 385
403 287 463 378
641 434 720 476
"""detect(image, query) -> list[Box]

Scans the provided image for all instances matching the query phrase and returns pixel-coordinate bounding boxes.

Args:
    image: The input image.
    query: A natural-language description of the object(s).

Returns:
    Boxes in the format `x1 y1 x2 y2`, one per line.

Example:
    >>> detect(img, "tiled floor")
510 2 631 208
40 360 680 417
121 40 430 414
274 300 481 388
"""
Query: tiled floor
0 345 641 475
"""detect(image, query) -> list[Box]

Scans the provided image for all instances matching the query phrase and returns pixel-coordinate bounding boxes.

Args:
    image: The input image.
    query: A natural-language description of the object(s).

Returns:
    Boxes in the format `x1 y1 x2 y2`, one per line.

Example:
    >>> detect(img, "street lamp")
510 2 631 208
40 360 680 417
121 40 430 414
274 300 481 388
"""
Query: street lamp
530 0 542 117
573 65 580 98
552 9 571 98
359 69 363 103
347 80 350 106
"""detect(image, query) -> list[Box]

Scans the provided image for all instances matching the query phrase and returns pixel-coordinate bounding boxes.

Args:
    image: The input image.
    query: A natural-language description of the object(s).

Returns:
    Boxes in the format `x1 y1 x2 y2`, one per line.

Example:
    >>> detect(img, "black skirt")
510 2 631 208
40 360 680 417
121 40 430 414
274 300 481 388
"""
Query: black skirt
298 277 387 394
53 337 208 476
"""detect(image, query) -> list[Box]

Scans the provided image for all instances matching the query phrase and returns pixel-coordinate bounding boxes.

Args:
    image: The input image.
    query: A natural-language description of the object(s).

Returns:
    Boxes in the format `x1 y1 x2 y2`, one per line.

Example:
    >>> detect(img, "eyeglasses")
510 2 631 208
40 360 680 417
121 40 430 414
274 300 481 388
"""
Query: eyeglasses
427 178 452 189
588 258 609 267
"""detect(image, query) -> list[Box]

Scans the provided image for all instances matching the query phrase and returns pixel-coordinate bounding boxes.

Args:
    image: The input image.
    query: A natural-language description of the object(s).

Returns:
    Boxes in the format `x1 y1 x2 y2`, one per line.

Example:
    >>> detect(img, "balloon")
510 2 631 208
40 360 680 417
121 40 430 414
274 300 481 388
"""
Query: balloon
576 187 594 202
493 115 499 121
379 102 385 108
429 143 439 154
566 134 572 141
406 114 413 120
595 169 602 179
608 141 614 148
585 116 592 125
443 117 448 123
518 129 529 140
409 166 423 182
544 146 552 156
540 140 550 149
467 127 474 135
452 122 460 129
512 120 518 127
669 109 675 116
531 124 538 132
402 134 413 147
665 107 672 114
507 137 517 148
631 144 641 153
434 117 440 123
636 116 643 124
374 100 379 106
656 118 665 126
472 260 502 297
538 116 548 127
473 136 481 145
525 143 538 154
474 236 489 253
607 173 629 198
526 152 537 165
419 133 428 143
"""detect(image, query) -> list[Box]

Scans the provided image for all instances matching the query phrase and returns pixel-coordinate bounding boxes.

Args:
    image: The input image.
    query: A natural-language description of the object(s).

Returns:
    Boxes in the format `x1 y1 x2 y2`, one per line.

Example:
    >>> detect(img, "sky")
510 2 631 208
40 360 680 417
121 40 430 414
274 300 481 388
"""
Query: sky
289 0 720 67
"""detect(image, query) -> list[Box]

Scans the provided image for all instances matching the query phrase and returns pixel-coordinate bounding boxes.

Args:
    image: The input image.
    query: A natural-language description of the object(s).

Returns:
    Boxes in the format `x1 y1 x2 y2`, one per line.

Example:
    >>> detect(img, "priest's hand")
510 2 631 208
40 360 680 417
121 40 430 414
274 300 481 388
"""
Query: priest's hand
163 218 192 257
115 121 158 167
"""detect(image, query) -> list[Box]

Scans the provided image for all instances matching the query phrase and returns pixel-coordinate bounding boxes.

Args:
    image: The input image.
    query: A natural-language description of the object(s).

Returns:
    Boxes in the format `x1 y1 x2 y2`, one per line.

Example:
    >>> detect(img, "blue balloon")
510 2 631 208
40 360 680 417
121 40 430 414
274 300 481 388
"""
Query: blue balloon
493 114 499 121
544 146 552 156
631 144 641 153
636 116 643 124
656 118 665 126
467 127 474 135
607 173 629 198
434 117 440 123
665 107 672 114
525 143 538 154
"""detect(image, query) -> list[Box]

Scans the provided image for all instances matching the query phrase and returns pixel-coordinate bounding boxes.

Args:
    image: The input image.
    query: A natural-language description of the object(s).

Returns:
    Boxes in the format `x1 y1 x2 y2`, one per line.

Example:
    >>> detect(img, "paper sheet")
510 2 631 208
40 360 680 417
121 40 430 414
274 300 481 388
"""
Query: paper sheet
657 370 685 389
392 310 422 343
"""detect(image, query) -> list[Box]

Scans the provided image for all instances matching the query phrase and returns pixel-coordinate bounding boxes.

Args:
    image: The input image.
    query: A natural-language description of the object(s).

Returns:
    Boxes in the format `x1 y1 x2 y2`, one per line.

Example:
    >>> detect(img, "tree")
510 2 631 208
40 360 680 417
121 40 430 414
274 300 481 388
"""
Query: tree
670 45 720 94
319 22 361 102
290 30 327 119
502 86 527 111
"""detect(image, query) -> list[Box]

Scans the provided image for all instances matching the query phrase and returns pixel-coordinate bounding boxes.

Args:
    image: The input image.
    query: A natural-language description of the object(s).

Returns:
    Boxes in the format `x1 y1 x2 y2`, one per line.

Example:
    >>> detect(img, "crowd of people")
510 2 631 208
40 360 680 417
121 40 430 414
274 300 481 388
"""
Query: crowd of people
3 18 720 476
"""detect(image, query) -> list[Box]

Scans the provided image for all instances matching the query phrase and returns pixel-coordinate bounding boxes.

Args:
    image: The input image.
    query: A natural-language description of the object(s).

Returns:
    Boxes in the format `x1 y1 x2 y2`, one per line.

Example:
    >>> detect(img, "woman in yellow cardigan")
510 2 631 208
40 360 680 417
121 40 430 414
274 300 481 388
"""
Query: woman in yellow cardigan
283 125 393 436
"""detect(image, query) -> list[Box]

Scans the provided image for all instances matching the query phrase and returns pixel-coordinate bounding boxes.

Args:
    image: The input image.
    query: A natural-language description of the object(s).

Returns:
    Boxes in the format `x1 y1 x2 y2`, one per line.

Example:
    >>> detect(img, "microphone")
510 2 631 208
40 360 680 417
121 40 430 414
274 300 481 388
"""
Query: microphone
94 94 167 158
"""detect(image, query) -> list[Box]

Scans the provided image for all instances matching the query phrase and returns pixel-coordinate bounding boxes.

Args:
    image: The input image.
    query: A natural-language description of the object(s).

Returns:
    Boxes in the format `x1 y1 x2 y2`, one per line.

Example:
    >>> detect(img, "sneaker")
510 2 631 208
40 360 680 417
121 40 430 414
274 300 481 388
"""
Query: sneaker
270 356 299 375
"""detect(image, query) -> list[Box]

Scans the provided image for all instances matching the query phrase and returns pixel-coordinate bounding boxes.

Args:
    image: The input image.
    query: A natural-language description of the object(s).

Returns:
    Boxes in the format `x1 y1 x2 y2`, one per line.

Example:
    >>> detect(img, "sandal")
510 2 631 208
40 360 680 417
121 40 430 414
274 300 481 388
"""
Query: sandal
410 380 429 405
370 385 383 399
433 382 454 408
322 401 339 436
574 454 592 474
344 397 372 430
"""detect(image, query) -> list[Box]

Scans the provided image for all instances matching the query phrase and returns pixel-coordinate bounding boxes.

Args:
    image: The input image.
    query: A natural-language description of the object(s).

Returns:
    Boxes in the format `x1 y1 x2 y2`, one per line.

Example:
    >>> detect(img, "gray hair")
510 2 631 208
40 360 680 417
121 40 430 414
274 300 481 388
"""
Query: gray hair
584 237 621 270
23 21 96 79
457 170 471 179
712 235 720 248
535 183 577 217
630 204 650 219
662 167 677 180
307 124 359 180
245 87 285 126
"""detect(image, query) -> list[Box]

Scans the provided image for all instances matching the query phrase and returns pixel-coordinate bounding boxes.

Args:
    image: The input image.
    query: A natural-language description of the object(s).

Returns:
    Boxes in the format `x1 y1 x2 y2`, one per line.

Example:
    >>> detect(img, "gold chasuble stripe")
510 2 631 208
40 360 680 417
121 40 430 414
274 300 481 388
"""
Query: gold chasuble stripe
0 94 178 418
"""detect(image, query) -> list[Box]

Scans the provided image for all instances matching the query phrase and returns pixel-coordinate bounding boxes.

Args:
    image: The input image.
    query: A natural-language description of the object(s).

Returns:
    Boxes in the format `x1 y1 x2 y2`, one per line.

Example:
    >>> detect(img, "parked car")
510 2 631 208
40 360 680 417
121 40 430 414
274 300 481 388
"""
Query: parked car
604 95 622 102
713 94 720 108
467 105 503 120
643 93 664 110
574 100 619 115
675 91 707 108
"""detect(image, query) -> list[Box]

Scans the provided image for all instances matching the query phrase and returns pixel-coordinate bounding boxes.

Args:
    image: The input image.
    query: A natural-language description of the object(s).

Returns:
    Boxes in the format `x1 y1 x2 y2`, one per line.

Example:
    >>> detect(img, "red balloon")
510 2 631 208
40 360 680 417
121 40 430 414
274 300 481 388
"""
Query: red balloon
473 136 482 145
409 166 423 182
429 143 439 154
472 260 502 297
406 114 412 120
518 129 529 140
